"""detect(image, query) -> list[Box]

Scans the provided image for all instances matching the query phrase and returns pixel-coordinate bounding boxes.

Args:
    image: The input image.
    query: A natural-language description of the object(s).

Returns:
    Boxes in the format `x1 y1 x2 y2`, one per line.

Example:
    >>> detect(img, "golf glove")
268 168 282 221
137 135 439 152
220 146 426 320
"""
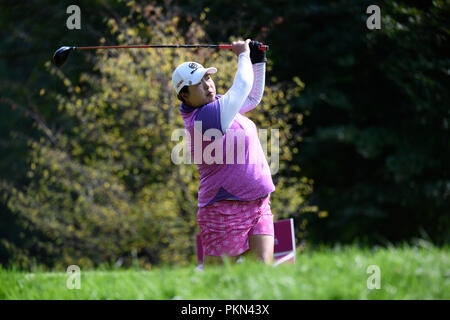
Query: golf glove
249 40 267 64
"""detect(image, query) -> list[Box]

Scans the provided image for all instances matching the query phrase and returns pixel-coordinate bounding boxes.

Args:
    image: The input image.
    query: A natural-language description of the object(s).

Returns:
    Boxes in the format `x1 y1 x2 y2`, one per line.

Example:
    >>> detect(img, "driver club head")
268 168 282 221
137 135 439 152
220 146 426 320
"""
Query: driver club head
53 46 75 67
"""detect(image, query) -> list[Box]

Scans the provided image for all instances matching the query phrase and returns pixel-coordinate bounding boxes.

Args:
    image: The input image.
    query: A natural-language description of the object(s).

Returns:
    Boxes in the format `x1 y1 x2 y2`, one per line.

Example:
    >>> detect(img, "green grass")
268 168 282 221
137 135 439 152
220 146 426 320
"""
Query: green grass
1 244 449 299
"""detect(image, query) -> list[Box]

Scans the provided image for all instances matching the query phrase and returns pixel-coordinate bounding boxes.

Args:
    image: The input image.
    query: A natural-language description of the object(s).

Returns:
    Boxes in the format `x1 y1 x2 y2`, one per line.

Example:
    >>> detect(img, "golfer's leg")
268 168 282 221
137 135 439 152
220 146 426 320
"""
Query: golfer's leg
248 234 274 264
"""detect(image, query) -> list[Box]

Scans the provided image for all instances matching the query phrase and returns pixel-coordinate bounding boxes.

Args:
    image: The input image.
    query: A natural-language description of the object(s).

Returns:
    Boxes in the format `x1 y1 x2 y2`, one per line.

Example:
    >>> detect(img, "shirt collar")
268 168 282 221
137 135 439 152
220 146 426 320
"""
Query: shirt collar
179 103 196 113
179 95 222 113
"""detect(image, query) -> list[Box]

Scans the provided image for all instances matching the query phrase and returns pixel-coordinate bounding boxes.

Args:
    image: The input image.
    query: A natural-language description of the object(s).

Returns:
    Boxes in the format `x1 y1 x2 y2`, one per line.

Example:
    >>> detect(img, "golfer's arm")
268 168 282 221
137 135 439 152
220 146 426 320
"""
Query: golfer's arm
239 63 266 114
219 52 253 133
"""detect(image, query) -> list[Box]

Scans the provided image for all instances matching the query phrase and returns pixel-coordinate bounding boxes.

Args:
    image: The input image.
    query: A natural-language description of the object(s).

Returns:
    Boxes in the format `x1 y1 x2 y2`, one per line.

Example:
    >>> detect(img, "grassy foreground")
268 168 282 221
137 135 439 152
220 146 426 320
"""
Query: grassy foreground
1 244 449 299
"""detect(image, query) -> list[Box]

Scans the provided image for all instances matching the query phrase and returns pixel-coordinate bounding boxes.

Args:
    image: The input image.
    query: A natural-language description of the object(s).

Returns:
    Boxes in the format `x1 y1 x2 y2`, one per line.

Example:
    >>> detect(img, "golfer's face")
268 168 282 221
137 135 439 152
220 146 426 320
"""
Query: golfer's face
185 72 216 107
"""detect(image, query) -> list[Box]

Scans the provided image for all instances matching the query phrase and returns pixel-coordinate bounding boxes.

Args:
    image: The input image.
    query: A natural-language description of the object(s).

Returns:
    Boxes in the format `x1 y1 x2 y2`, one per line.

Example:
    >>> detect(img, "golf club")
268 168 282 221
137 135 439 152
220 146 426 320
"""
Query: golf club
53 43 269 67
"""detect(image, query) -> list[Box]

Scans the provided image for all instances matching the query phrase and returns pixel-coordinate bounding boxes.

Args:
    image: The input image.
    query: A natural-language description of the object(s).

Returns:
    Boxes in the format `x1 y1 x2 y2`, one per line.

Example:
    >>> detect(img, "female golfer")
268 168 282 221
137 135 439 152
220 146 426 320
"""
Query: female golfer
172 39 275 265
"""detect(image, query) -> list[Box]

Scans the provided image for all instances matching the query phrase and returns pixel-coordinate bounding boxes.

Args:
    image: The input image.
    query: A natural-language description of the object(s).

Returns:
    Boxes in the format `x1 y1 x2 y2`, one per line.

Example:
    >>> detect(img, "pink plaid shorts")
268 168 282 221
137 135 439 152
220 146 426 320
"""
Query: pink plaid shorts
197 194 274 257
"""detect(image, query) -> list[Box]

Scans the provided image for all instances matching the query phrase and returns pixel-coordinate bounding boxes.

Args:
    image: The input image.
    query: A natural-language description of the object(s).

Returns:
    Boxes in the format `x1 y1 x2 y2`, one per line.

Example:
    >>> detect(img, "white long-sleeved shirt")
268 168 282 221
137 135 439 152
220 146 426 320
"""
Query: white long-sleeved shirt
219 52 266 133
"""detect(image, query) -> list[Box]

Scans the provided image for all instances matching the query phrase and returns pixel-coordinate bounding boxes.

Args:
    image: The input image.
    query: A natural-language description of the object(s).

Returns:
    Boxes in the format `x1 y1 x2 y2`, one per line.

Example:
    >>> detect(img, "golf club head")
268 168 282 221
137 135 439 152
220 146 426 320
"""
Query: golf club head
53 46 75 67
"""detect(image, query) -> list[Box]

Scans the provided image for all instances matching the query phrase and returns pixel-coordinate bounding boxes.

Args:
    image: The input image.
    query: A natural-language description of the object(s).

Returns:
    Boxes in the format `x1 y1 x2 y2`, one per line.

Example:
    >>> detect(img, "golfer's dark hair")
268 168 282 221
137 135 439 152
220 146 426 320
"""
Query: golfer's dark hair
177 86 189 103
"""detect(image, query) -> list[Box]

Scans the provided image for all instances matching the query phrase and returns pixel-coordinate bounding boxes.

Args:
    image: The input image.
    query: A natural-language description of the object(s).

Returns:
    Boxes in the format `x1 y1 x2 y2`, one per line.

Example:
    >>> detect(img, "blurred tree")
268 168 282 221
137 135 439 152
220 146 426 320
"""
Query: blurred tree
3 0 446 266
291 0 450 244
0 0 131 268
173 0 450 245
1 2 315 270
0 0 128 182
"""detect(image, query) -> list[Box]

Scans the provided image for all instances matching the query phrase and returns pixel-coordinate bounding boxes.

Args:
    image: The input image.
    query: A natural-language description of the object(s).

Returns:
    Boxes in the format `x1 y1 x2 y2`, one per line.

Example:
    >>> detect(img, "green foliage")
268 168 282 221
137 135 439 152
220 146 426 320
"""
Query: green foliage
1 3 315 270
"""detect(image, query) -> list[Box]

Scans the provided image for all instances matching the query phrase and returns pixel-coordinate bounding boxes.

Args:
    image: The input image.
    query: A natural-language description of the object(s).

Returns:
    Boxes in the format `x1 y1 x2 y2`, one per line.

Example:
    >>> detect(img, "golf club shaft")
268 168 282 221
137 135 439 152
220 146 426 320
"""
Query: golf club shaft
76 44 269 51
